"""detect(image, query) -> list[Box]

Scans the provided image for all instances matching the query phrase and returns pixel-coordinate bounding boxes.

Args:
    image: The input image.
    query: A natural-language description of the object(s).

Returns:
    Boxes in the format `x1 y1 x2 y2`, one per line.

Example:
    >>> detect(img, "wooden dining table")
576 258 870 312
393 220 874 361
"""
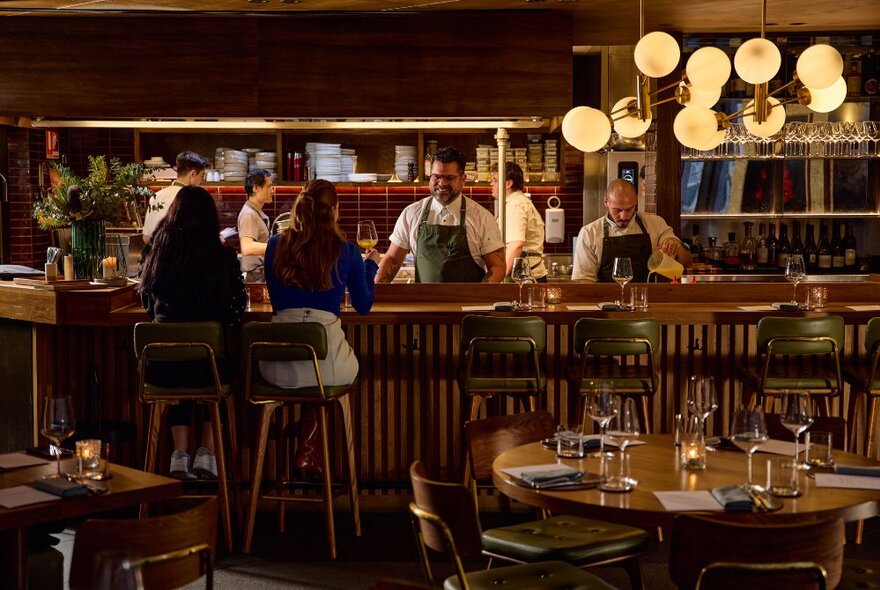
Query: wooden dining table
0 459 182 590
492 434 880 529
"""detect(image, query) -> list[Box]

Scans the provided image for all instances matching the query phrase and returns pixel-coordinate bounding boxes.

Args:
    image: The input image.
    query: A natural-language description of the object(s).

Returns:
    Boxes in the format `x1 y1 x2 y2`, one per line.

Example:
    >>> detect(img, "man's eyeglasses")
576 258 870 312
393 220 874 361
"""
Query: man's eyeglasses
430 174 461 183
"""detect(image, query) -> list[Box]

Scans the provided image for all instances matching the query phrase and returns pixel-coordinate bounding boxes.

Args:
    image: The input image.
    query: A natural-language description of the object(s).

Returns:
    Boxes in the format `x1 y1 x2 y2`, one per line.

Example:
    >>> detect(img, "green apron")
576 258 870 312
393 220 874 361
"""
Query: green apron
414 197 486 283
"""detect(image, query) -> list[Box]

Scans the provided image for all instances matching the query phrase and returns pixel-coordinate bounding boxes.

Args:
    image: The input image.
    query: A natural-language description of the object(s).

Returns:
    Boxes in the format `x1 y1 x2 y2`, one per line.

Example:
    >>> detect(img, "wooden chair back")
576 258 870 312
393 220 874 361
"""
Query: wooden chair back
465 410 556 481
69 496 219 590
765 414 847 450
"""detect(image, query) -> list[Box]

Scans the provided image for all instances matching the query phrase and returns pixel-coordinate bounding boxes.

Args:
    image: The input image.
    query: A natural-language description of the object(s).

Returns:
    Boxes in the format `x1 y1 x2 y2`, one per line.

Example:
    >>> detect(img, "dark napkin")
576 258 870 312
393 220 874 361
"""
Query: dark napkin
771 302 802 312
33 477 89 498
710 485 753 511
598 302 625 311
834 464 880 477
519 466 583 488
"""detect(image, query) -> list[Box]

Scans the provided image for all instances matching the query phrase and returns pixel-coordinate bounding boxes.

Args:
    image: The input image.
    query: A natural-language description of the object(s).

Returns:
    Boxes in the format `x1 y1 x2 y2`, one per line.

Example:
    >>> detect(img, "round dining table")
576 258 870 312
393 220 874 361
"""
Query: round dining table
492 434 880 528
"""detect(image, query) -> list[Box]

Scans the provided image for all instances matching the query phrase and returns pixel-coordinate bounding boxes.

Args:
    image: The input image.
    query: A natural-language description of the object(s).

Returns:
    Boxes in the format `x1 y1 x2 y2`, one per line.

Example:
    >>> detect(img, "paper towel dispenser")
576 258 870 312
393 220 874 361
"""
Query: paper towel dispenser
545 196 564 244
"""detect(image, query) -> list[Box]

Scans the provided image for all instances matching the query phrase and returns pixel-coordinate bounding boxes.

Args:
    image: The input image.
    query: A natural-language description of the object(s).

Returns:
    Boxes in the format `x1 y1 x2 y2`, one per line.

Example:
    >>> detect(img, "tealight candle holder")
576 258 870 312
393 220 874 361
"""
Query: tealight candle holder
546 286 562 305
76 439 101 478
680 434 707 471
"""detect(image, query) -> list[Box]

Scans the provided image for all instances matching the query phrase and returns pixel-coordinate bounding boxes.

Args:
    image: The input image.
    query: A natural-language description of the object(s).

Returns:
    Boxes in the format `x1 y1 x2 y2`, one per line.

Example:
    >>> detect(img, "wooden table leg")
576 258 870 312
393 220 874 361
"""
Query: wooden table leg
0 527 29 590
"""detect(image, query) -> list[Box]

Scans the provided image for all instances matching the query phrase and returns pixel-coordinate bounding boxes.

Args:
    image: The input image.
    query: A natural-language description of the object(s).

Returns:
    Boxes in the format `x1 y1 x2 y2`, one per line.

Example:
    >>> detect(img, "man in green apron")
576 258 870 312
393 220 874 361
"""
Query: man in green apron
572 179 692 282
376 147 506 283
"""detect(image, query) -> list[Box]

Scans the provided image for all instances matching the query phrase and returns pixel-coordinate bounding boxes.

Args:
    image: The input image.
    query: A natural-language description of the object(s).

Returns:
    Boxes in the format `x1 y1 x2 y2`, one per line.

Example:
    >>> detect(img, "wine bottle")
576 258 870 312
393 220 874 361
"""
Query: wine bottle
690 224 703 262
832 222 845 271
791 220 804 258
844 222 858 271
817 222 832 272
777 223 791 270
740 222 757 271
756 223 769 268
765 223 778 271
803 223 818 272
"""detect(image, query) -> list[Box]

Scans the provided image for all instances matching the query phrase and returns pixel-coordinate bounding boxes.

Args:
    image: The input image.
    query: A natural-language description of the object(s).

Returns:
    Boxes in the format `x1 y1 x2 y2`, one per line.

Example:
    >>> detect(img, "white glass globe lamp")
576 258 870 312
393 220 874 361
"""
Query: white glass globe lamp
743 96 786 137
634 31 681 78
734 38 782 84
673 106 720 149
796 44 844 89
679 83 722 108
692 125 727 151
686 46 732 89
612 97 652 138
562 106 613 153
805 77 847 112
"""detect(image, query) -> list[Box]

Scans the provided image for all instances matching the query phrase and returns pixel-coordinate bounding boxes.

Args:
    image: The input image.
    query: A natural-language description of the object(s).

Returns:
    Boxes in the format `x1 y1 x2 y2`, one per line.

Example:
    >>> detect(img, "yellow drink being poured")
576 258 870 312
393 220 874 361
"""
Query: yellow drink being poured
647 250 683 282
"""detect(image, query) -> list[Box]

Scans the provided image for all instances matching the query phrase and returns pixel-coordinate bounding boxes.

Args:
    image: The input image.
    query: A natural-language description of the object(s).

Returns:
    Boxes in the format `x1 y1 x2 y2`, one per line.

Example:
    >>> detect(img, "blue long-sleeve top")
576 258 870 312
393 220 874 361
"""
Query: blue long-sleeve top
264 235 378 315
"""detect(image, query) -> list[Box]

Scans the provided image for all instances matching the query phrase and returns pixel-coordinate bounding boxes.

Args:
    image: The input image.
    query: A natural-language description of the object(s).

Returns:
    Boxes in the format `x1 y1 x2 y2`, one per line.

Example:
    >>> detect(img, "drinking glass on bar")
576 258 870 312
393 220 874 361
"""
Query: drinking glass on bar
785 254 806 306
730 407 769 490
612 257 633 309
356 220 378 253
41 396 76 479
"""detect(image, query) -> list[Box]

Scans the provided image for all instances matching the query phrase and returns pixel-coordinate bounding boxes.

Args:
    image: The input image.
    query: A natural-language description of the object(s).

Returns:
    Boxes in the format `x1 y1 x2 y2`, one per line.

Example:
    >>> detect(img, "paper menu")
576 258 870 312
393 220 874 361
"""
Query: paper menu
653 490 724 511
814 473 880 490
0 453 49 470
0 485 60 509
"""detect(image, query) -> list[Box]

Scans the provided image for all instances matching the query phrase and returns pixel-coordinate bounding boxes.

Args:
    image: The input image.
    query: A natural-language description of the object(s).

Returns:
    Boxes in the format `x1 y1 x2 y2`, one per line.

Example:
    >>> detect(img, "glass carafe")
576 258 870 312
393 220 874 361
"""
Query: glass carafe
740 222 757 271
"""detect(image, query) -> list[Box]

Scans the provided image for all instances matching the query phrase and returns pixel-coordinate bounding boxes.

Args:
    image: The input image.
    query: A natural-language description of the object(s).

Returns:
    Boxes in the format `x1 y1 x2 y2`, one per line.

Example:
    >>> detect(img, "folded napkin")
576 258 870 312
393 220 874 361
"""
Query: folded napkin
771 302 802 312
834 464 880 477
710 485 753 511
520 466 583 487
33 477 89 498
598 302 625 311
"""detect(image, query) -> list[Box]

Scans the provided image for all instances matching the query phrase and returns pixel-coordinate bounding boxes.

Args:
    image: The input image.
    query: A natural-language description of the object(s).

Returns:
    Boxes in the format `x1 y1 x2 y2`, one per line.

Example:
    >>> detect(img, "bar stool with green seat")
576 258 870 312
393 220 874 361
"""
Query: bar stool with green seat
844 317 880 456
241 321 360 558
736 315 845 416
568 318 659 434
134 321 239 553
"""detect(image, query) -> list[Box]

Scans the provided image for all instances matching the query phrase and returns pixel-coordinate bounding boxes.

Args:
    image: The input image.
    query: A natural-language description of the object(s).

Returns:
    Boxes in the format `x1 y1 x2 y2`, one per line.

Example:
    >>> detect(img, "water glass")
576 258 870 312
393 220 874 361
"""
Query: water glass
556 424 584 458
806 286 827 310
805 431 835 467
529 285 546 309
767 457 800 497
342 288 352 310
599 451 634 492
630 286 648 310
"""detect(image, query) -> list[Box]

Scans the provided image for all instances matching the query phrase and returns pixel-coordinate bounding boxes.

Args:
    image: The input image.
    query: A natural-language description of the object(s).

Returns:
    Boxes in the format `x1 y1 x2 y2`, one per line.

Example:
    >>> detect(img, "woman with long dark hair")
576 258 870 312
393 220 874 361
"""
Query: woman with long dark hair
140 185 246 479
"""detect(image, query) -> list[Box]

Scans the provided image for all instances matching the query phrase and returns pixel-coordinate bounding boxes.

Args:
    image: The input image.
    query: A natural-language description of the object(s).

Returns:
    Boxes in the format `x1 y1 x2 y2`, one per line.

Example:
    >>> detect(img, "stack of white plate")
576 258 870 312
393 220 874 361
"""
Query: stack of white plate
254 151 277 178
144 156 170 169
306 142 342 182
395 145 418 181
223 149 248 182
214 147 232 173
348 173 377 182
340 148 357 178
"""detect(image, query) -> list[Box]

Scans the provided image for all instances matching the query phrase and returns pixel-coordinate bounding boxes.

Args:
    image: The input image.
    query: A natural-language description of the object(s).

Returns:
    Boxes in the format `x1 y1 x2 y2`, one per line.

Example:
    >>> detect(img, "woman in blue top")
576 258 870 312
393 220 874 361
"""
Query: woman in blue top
262 178 379 388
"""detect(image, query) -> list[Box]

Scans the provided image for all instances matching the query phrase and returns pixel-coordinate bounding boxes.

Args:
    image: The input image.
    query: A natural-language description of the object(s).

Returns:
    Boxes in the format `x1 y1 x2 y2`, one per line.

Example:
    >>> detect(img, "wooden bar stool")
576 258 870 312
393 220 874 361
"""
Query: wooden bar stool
241 321 360 558
844 317 880 457
134 321 239 553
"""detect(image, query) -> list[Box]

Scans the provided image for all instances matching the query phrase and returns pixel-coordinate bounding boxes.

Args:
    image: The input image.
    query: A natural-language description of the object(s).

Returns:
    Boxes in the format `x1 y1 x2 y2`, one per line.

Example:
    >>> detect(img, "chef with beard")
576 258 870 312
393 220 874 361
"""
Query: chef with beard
376 146 506 283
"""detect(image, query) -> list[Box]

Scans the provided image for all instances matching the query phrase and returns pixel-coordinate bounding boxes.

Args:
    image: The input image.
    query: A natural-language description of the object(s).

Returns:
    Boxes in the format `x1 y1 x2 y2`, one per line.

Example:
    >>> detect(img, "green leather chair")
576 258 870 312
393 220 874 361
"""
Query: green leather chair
134 321 238 553
844 317 880 456
736 315 845 416
465 412 648 589
568 318 660 434
409 461 620 590
458 314 547 423
240 321 360 559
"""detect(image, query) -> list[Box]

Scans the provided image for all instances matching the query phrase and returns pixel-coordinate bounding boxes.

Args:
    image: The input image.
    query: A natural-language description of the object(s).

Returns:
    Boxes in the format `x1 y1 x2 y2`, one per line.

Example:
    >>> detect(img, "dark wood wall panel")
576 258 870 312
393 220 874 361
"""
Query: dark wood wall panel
0 13 572 119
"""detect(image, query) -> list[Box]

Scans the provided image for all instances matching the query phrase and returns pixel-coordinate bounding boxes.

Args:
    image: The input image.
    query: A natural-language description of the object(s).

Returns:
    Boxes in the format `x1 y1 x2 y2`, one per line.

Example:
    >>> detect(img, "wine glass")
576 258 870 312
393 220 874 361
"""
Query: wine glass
730 407 769 490
41 396 76 479
687 376 718 443
785 254 807 306
612 257 633 309
781 393 813 467
588 382 618 457
511 257 533 310
602 397 640 492
356 220 378 252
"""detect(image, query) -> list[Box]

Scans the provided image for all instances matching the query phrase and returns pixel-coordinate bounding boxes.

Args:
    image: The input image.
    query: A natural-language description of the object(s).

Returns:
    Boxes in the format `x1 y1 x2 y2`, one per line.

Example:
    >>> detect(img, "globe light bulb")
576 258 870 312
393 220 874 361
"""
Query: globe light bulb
562 106 612 153
679 83 722 108
743 96 786 137
686 46 732 89
734 38 782 84
612 97 652 139
634 31 681 78
805 77 847 113
796 44 844 89
673 106 720 149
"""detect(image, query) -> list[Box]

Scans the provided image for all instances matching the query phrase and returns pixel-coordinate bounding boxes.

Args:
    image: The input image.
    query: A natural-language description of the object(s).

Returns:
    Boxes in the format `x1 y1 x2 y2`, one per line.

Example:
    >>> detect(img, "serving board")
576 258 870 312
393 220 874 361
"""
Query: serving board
12 278 105 290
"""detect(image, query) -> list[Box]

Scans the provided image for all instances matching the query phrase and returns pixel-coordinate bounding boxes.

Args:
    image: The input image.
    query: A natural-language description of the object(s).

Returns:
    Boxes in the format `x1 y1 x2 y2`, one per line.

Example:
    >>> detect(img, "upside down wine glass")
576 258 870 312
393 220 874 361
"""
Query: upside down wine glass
41 396 76 479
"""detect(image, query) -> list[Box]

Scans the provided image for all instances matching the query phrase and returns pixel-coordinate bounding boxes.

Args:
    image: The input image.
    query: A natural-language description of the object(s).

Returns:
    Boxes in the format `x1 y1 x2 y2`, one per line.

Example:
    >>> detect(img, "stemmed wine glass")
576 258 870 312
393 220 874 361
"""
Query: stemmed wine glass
601 397 640 492
41 396 76 479
588 382 619 458
781 393 813 468
730 406 769 490
511 257 533 310
785 254 807 306
356 220 378 253
612 257 633 309
687 376 718 443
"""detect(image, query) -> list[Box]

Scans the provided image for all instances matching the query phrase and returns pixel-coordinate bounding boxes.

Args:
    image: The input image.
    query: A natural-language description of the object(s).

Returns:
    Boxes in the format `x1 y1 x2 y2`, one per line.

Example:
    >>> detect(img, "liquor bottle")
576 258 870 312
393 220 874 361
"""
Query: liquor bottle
723 232 741 271
832 222 845 271
690 224 703 262
846 53 863 96
777 223 792 270
803 223 818 272
756 223 769 268
791 220 804 258
765 223 778 271
817 222 832 271
844 222 858 271
740 222 757 271
705 237 723 267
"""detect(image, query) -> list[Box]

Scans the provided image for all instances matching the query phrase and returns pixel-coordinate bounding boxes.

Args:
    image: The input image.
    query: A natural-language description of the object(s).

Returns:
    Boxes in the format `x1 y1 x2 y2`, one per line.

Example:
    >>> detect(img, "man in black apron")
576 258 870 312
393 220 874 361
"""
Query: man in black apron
376 147 506 284
572 179 692 282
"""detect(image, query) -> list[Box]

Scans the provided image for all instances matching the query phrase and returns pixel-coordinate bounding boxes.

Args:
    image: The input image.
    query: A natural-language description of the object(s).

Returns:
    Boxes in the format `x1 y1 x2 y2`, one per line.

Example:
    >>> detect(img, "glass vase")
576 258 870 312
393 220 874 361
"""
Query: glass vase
71 219 106 280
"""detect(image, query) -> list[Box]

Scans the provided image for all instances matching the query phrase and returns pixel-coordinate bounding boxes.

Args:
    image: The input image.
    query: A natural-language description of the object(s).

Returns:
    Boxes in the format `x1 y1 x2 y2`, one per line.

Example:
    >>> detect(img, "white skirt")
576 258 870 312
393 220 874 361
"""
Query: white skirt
258 308 359 389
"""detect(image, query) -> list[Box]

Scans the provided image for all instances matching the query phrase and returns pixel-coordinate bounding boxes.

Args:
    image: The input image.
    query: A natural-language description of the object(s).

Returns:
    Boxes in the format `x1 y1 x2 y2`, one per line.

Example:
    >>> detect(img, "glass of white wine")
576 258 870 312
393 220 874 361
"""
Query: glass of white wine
356 220 378 253
612 257 633 309
785 254 807 306
41 395 76 479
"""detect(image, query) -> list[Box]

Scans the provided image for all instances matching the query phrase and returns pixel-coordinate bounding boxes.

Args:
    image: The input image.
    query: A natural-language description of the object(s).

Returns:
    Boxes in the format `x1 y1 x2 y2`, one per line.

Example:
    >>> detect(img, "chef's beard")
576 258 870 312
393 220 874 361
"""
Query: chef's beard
431 186 460 206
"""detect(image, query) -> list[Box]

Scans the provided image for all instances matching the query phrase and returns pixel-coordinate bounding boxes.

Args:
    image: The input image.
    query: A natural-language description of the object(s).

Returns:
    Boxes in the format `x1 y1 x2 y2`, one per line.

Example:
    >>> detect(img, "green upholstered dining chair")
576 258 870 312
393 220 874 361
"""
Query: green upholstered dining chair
409 461 620 590
464 412 648 589
736 315 845 416
844 317 880 456
134 321 238 553
568 318 660 434
241 321 360 559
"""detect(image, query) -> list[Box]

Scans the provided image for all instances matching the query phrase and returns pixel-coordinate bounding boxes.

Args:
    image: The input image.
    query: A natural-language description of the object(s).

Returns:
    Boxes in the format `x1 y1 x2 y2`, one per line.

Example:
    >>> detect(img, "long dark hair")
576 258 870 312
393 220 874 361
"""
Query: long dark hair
140 185 232 296
273 179 345 291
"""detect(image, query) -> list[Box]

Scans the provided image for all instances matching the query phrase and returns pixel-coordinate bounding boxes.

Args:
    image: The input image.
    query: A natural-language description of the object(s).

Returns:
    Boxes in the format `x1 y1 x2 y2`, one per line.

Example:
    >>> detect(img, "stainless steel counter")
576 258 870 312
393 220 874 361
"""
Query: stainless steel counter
686 273 870 283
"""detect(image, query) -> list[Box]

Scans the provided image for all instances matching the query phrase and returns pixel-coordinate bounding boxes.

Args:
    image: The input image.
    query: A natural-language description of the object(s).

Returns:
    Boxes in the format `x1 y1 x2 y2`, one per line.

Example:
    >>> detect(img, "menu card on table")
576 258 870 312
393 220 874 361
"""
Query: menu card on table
0 485 60 509
653 491 724 512
815 473 880 490
0 452 49 471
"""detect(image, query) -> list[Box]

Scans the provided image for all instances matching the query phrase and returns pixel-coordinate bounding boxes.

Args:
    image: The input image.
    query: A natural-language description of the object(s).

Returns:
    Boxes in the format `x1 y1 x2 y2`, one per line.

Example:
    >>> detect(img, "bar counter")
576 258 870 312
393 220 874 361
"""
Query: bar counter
2 279 880 487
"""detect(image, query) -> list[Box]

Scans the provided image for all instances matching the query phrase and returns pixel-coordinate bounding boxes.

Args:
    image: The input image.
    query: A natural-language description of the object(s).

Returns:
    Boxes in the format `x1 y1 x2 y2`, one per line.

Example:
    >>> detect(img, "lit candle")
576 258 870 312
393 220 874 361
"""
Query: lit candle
680 437 707 470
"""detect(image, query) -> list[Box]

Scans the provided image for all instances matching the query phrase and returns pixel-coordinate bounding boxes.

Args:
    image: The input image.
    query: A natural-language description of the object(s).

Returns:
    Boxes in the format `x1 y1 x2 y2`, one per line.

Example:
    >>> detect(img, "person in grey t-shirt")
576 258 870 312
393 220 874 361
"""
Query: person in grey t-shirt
238 168 274 282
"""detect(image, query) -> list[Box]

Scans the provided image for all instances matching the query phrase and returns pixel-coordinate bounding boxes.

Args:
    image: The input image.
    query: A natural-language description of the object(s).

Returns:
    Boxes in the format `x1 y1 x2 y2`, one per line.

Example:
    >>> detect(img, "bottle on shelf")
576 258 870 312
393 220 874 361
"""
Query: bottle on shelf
765 223 778 271
756 223 769 269
817 222 832 272
705 237 723 268
846 53 863 96
804 223 818 272
832 222 845 271
724 232 741 271
791 220 804 259
844 222 858 271
777 223 792 270
740 222 757 271
690 224 703 262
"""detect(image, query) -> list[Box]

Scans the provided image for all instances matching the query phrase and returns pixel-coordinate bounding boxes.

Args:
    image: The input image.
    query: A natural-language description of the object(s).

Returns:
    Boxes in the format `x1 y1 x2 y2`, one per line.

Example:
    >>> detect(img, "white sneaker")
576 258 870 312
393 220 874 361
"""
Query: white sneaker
169 450 196 480
193 447 218 479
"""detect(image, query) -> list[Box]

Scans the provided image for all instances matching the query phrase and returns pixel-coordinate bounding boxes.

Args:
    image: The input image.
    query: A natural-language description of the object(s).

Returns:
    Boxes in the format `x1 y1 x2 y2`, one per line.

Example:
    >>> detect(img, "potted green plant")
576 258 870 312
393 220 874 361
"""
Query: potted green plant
33 156 152 279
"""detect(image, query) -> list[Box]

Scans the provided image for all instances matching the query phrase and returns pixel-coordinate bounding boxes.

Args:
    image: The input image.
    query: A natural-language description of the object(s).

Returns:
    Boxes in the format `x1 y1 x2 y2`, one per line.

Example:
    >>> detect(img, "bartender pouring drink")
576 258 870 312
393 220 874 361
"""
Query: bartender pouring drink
572 179 692 282
376 146 506 283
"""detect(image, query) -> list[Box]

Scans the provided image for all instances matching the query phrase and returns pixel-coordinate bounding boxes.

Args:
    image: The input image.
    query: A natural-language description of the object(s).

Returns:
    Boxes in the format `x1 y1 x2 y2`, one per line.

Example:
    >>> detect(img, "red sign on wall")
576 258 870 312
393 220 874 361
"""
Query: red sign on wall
45 130 59 159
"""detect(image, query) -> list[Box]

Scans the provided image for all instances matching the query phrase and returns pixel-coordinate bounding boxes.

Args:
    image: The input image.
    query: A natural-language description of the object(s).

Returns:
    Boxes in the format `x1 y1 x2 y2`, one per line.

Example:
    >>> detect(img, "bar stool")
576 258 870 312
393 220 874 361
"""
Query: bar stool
736 315 844 416
844 317 880 456
241 321 360 558
568 318 659 434
134 321 239 553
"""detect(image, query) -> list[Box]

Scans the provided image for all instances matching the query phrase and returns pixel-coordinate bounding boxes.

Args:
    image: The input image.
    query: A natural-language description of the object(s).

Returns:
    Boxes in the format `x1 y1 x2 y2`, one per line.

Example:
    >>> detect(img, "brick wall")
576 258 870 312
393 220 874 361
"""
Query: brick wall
6 127 50 267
